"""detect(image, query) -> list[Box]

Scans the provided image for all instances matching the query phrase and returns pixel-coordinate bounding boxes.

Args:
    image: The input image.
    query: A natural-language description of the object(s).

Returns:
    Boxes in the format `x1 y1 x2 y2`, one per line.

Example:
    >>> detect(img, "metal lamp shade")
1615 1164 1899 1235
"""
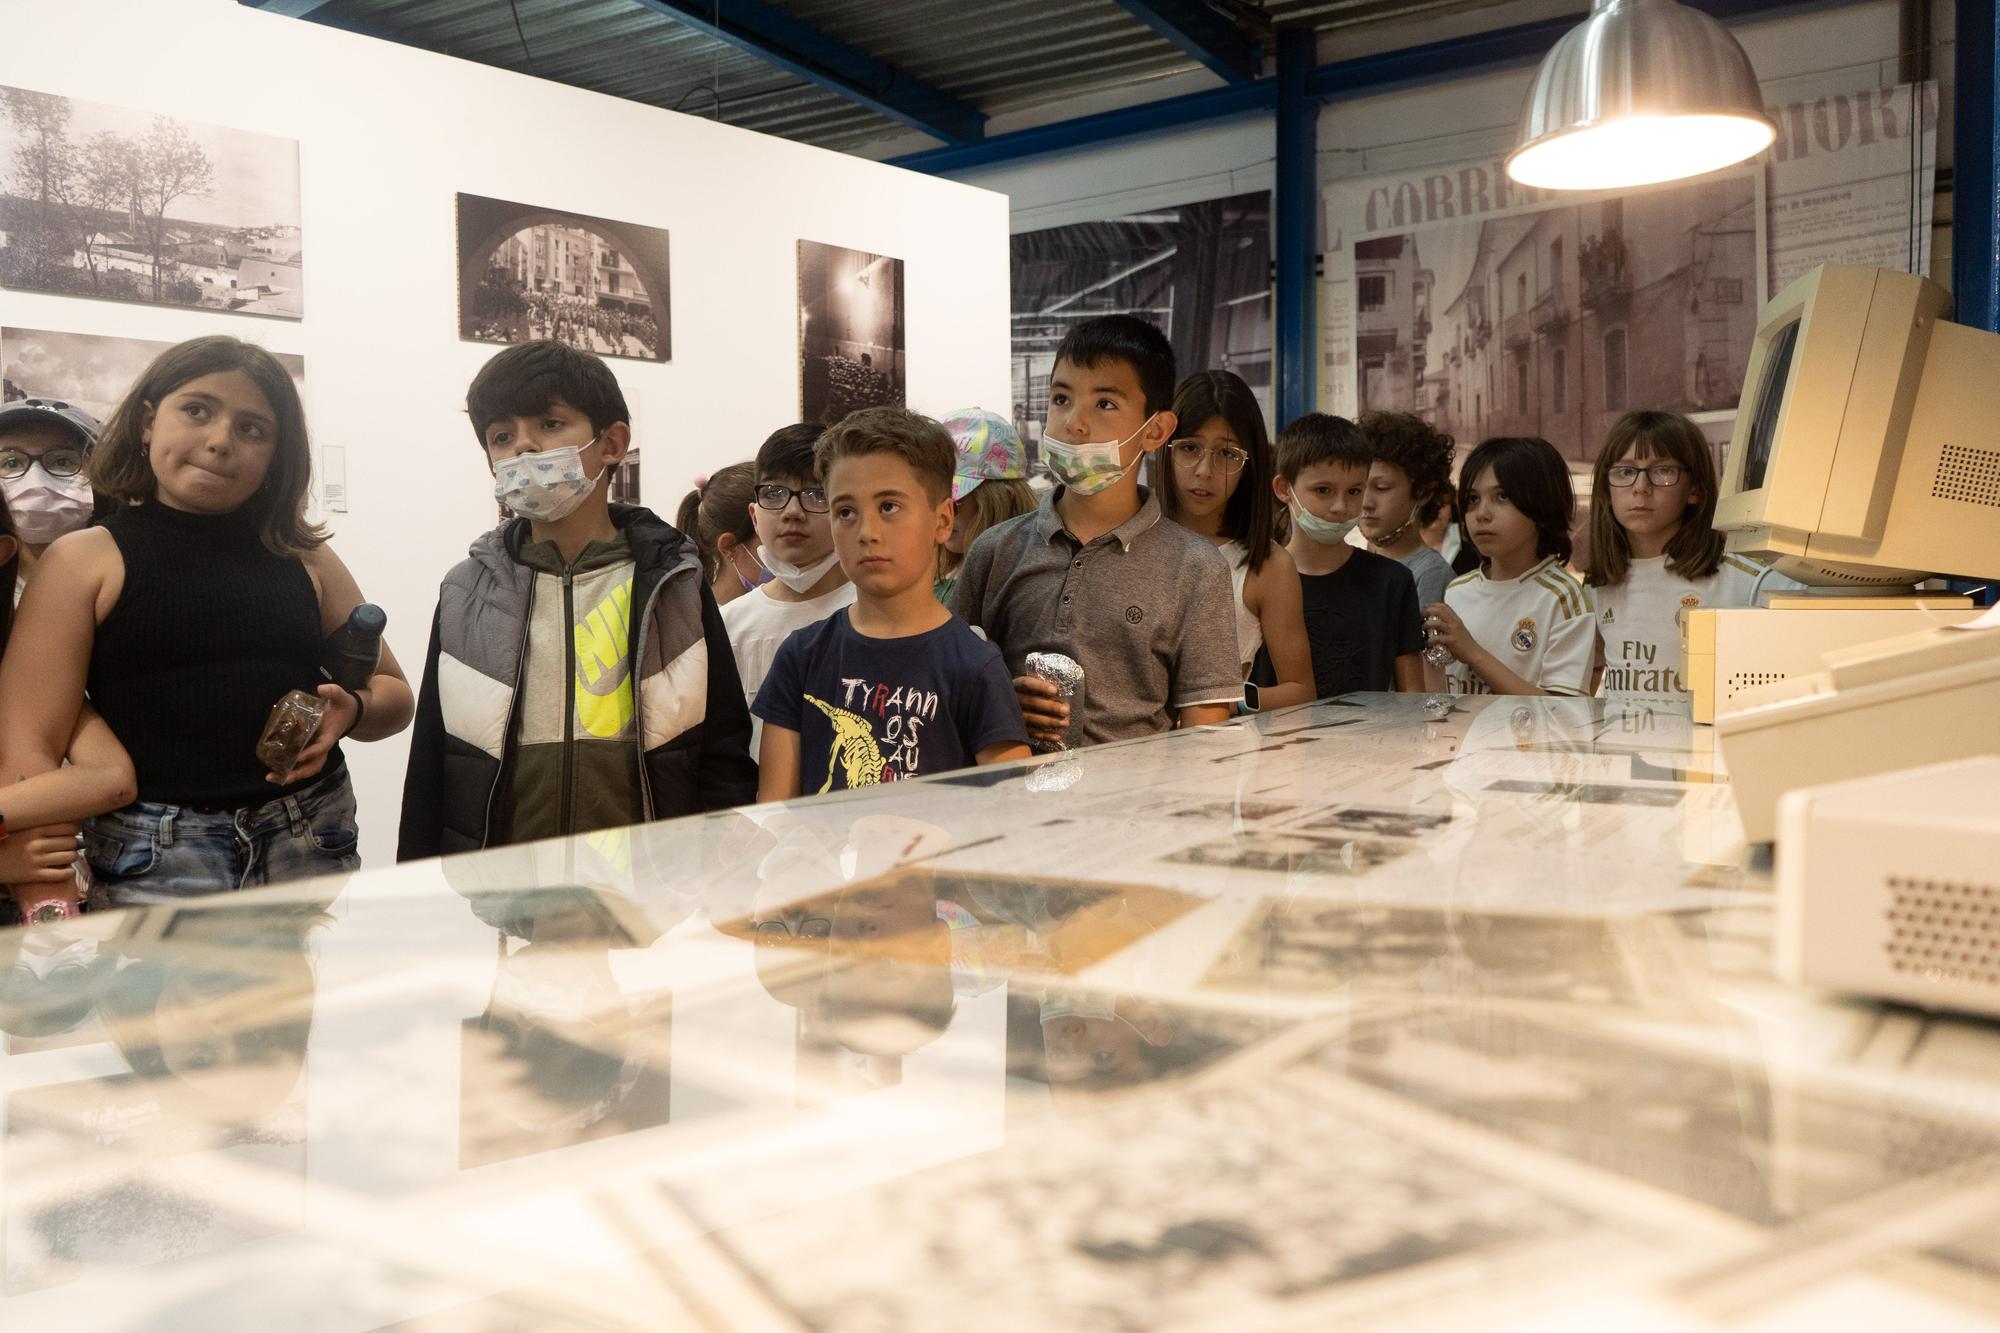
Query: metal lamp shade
1506 0 1776 190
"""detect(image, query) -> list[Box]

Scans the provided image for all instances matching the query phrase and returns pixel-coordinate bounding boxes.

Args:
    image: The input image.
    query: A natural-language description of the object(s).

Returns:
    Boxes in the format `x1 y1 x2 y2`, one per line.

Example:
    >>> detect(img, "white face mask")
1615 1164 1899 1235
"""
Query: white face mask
755 545 841 594
1040 413 1157 496
493 438 605 521
1290 500 1362 545
2 466 93 545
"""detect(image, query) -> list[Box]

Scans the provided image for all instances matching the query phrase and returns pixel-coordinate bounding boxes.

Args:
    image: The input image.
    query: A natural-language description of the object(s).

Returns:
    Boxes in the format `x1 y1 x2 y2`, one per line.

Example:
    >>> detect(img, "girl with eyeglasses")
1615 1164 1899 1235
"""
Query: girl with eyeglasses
1155 371 1315 711
0 398 104 603
0 467 136 927
1585 411 1785 700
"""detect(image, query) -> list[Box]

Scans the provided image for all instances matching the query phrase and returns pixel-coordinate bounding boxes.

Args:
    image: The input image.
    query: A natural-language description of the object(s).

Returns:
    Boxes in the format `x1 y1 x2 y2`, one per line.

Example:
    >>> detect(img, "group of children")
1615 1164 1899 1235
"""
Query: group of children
0 311 1777 920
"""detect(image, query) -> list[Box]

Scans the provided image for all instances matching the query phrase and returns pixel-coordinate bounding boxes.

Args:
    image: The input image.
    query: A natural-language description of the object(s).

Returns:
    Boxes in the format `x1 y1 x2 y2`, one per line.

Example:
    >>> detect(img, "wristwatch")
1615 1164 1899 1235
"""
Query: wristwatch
27 899 74 925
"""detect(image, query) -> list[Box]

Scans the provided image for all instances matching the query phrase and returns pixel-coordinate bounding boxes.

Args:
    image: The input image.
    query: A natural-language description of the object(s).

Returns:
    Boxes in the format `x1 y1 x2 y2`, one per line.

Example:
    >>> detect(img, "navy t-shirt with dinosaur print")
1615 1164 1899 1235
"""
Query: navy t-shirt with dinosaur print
753 609 1028 794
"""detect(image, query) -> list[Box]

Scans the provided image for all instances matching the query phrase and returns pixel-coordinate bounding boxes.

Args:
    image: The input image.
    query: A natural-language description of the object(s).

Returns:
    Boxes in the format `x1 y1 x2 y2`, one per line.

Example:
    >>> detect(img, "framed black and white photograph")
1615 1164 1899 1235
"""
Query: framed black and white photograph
1011 191 1270 465
1349 170 1764 464
0 87 303 318
3 326 304 421
456 193 670 363
796 239 904 426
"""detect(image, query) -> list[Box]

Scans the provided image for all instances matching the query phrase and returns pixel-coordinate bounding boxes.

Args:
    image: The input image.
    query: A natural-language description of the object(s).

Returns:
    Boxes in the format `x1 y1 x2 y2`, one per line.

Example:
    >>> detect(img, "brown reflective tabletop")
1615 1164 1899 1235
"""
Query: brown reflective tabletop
2 695 1996 1330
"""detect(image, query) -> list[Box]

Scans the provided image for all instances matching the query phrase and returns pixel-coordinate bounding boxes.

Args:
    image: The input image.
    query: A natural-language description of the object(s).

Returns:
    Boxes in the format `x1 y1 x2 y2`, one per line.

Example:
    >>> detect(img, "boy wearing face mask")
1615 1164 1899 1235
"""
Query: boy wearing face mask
1273 414 1425 697
0 398 102 601
950 315 1240 746
397 341 757 862
720 423 858 755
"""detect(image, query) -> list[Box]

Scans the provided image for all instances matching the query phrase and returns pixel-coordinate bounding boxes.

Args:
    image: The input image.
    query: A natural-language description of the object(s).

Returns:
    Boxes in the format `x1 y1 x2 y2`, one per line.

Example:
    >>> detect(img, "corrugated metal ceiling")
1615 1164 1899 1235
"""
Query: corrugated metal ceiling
309 0 1494 155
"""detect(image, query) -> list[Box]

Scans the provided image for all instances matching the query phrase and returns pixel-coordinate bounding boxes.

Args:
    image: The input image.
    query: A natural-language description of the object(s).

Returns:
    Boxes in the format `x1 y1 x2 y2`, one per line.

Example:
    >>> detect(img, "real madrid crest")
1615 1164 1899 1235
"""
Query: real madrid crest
1512 616 1538 652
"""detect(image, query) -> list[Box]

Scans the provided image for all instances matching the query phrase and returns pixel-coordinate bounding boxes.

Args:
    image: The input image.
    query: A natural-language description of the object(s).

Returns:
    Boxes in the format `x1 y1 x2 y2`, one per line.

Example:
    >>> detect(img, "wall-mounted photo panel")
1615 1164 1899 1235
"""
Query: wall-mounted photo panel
0 86 303 318
797 239 905 426
1010 192 1271 465
456 193 670 363
2 325 304 422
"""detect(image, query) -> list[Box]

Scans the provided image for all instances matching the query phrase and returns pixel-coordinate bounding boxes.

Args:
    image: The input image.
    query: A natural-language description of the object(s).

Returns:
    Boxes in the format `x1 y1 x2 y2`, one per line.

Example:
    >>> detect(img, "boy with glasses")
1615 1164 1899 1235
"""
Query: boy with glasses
721 424 856 754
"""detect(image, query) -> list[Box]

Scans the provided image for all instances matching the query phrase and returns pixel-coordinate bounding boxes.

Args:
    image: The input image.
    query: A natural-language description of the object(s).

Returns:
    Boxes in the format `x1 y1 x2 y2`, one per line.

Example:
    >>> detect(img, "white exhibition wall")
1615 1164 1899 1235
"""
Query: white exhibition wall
3 0 1012 867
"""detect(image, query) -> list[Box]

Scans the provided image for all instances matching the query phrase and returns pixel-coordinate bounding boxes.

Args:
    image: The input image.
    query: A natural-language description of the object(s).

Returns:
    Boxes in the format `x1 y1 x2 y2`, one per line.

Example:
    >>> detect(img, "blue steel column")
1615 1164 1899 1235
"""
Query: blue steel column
1954 0 2000 332
1274 27 1317 430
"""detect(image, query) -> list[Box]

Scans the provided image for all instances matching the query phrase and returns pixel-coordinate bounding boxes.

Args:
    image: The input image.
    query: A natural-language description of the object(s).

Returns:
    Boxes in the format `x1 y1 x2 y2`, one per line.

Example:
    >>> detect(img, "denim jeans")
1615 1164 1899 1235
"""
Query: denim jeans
83 767 361 909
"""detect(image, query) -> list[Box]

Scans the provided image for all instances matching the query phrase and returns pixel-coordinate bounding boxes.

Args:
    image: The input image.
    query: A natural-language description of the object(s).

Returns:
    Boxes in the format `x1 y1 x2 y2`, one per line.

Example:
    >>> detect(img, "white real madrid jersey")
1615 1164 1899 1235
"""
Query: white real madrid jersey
1443 556 1596 697
1593 553 1783 701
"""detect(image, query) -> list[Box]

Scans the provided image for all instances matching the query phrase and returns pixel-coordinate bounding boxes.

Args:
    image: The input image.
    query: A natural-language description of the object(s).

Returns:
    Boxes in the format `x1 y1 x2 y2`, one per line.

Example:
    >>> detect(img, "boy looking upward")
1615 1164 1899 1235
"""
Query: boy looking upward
399 340 756 861
951 316 1240 745
755 408 1028 800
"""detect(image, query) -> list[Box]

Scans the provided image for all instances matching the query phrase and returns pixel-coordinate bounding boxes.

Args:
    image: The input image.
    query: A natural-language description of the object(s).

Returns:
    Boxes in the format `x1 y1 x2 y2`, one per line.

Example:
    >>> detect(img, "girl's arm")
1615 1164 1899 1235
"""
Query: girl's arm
0 530 117 781
1422 601 1550 696
1392 653 1427 692
1 707 136 830
1250 549 1317 711
976 742 1032 766
302 542 417 744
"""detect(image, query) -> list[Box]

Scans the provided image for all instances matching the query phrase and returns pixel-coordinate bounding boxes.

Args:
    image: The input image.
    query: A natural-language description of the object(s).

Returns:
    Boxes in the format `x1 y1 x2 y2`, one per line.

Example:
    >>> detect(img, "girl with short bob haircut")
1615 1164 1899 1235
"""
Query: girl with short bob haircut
1586 410 1781 699
1156 370 1314 710
1423 436 1596 697
0 336 415 908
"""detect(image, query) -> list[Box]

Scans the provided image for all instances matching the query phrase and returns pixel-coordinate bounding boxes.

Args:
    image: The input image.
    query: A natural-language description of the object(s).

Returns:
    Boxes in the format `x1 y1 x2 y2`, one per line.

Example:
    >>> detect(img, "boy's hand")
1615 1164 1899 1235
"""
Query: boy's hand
269 685 359 785
0 823 81 887
1420 602 1475 665
1013 676 1069 746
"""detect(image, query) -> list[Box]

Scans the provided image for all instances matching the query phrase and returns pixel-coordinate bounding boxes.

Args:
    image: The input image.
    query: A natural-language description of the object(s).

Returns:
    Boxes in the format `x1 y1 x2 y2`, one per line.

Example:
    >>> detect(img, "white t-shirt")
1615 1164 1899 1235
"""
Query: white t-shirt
721 579 857 752
1593 552 1783 700
1443 556 1596 697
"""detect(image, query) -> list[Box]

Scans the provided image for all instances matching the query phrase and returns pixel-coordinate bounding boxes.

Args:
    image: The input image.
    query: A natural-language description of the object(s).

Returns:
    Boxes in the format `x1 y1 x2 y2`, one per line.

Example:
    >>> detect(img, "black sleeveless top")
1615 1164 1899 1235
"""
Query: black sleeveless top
89 503 338 807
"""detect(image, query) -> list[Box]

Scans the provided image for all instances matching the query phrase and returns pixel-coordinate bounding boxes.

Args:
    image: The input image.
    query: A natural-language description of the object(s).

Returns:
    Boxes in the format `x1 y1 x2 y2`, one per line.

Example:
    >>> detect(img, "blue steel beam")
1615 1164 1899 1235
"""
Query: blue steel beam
889 79 1277 174
1110 0 1262 83
1274 27 1315 430
1954 0 1999 333
244 0 338 15
628 0 985 144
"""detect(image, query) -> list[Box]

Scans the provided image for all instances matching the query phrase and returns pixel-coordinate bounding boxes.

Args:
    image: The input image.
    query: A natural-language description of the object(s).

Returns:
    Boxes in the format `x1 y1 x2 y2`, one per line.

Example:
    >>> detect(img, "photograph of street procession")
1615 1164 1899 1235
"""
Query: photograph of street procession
456 192 671 363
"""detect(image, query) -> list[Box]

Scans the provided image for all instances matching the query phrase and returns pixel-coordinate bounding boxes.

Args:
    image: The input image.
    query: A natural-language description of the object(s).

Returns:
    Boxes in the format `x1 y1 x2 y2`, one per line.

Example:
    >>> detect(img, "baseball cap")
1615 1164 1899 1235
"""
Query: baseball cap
0 397 101 449
941 408 1025 502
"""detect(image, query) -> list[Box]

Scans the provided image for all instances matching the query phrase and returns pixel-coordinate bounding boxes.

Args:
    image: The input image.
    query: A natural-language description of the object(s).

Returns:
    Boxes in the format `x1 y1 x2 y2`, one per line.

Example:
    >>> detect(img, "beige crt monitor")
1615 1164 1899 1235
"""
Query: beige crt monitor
1686 264 1998 721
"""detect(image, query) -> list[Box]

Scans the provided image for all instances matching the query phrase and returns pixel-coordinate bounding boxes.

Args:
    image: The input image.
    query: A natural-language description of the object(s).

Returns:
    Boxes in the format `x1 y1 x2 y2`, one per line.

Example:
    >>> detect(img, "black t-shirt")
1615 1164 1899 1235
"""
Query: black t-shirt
1256 548 1423 698
753 610 1028 793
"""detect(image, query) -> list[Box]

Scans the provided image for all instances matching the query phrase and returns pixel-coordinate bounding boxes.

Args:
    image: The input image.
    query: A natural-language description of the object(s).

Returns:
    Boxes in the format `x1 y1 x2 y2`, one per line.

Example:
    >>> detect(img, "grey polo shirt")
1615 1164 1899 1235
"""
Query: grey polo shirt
950 486 1243 745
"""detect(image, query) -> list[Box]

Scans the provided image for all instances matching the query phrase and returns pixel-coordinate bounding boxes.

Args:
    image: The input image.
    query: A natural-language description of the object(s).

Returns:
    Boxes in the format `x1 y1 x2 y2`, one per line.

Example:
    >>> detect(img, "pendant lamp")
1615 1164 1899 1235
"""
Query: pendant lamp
1506 0 1776 190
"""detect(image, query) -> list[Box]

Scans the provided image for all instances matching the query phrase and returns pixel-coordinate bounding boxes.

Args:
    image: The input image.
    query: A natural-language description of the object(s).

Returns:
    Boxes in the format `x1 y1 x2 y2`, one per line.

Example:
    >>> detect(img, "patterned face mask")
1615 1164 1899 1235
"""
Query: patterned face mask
1040 413 1156 496
493 438 604 521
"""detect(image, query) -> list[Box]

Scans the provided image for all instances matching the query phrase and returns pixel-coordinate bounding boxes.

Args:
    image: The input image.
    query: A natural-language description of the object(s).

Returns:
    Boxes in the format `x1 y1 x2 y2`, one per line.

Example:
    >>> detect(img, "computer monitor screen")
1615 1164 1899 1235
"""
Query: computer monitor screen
1740 317 1800 493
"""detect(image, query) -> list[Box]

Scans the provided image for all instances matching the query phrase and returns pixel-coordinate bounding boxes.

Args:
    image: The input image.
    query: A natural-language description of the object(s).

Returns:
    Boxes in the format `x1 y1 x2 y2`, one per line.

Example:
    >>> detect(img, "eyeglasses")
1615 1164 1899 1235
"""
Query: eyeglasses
753 917 832 942
1606 463 1687 489
0 446 87 481
755 483 829 514
1167 440 1250 475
